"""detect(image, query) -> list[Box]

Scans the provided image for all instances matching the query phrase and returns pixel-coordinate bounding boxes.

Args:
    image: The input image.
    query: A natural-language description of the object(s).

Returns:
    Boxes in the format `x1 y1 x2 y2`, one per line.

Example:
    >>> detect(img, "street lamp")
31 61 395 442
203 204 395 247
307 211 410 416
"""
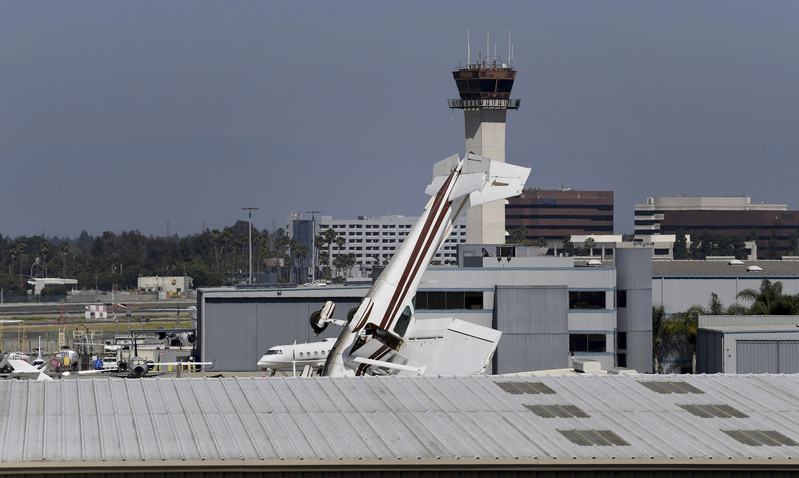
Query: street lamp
306 211 320 282
242 207 259 284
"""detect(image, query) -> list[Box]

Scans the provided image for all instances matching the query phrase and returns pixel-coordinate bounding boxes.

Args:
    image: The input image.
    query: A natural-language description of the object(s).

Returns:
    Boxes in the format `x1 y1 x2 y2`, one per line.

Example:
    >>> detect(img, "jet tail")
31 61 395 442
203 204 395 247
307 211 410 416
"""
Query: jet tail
425 153 531 207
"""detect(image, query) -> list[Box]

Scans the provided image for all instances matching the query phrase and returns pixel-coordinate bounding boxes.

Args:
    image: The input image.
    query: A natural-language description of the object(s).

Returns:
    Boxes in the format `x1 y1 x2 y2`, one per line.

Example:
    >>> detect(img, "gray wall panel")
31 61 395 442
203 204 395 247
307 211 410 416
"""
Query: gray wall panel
494 285 568 335
495 333 569 374
200 296 361 371
697 329 723 374
615 248 651 290
779 342 799 374
624 331 653 374
737 341 779 373
493 285 568 373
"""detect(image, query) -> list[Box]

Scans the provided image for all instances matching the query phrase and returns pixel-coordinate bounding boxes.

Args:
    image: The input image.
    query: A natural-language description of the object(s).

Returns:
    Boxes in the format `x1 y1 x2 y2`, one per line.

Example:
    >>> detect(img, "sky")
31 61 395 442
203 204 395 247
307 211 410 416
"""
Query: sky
2 2 798 239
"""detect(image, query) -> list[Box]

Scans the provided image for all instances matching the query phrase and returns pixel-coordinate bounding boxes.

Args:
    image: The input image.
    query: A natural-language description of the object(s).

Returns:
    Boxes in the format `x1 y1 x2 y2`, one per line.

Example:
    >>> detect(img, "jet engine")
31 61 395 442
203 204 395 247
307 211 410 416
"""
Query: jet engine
310 301 337 335
170 332 196 347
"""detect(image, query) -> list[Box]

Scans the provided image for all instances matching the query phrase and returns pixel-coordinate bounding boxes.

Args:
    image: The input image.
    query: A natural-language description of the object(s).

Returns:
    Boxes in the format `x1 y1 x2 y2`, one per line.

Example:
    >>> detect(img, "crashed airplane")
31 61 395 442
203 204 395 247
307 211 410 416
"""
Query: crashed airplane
311 153 531 377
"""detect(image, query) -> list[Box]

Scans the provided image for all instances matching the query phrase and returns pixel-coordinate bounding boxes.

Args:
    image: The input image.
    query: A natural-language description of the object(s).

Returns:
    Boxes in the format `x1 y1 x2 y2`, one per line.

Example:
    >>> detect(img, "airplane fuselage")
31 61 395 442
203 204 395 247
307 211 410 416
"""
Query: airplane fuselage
257 338 336 371
323 164 468 376
320 154 530 377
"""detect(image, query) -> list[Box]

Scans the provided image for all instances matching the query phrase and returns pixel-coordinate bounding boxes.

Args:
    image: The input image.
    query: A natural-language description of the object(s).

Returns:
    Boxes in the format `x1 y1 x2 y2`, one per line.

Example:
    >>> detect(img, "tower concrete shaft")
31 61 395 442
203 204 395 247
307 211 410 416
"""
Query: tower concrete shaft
449 57 520 244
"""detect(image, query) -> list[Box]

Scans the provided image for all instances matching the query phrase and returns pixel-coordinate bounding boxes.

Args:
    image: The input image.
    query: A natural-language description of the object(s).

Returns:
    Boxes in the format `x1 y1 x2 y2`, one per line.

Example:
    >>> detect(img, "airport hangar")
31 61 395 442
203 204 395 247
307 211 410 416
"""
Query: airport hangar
3 373 799 476
197 245 652 374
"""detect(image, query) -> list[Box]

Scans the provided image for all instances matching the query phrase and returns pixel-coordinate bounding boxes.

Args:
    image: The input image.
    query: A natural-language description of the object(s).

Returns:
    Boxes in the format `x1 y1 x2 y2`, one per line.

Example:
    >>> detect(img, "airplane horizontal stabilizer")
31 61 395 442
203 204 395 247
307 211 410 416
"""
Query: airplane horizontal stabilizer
465 160 531 207
424 153 530 206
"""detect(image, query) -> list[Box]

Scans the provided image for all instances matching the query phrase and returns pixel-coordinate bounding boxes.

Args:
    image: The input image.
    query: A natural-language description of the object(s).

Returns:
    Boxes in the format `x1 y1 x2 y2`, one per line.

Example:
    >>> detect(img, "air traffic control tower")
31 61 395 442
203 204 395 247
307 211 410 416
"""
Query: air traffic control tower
449 55 520 244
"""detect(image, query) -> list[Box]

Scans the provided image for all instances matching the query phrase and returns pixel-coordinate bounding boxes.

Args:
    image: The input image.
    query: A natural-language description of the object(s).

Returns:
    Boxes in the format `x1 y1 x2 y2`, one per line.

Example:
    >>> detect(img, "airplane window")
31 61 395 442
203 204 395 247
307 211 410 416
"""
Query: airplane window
321 350 325 355
299 352 303 357
314 351 318 356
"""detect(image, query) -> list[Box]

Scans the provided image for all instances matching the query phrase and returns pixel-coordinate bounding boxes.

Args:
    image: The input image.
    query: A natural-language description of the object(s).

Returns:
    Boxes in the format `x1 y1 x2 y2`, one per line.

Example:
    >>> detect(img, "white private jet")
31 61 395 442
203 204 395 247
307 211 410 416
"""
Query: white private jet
257 337 337 373
313 153 530 377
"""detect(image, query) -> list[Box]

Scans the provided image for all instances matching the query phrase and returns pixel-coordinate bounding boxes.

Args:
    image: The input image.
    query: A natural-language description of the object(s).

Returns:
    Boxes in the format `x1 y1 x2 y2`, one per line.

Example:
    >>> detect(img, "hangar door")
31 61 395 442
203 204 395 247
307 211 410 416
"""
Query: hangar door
737 341 799 374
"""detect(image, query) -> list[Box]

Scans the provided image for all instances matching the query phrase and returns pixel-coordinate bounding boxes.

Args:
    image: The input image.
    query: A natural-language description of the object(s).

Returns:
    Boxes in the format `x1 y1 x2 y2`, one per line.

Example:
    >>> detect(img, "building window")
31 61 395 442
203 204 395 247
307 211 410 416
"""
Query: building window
568 291 606 310
415 291 483 310
617 332 627 349
617 290 627 308
617 353 627 368
569 334 606 353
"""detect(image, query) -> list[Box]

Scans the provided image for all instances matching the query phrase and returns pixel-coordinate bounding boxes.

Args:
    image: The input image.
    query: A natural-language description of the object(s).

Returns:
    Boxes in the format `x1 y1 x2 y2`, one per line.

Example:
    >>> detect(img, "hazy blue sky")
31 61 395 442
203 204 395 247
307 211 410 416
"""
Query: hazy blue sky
2 2 798 239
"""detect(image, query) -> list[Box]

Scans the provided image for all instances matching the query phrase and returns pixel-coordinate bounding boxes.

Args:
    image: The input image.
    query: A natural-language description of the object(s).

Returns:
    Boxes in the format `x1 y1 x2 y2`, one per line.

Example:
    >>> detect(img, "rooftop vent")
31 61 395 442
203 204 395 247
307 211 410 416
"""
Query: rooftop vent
747 265 763 272
729 259 744 265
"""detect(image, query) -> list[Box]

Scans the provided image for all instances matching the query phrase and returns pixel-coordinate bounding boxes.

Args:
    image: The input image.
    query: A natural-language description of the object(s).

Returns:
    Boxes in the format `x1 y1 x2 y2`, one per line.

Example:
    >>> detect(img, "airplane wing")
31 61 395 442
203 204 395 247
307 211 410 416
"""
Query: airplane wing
6 359 53 381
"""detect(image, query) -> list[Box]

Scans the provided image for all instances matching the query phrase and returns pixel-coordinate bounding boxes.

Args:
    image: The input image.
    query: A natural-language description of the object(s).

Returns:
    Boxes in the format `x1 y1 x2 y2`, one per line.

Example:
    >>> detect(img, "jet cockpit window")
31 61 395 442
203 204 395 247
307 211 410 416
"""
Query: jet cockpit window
265 350 282 355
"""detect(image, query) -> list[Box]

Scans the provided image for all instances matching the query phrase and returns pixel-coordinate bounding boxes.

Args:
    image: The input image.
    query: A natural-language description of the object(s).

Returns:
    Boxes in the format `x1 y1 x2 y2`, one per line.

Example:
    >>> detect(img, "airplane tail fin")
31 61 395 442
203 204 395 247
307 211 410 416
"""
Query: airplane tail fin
425 153 531 206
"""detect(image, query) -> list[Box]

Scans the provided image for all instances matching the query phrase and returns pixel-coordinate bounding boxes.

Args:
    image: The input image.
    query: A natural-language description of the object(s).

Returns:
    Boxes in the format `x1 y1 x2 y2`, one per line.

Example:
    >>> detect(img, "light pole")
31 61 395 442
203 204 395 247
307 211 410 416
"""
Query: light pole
242 207 258 284
306 211 320 282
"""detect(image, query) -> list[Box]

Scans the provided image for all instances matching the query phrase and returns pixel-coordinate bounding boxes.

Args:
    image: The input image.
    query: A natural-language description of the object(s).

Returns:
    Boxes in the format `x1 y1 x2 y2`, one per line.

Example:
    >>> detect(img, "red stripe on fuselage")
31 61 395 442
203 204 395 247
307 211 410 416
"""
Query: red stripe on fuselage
379 169 458 331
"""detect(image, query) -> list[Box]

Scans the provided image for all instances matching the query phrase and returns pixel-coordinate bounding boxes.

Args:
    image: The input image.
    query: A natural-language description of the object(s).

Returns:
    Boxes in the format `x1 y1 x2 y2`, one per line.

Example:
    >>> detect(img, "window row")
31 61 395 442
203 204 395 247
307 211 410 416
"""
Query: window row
415 291 484 310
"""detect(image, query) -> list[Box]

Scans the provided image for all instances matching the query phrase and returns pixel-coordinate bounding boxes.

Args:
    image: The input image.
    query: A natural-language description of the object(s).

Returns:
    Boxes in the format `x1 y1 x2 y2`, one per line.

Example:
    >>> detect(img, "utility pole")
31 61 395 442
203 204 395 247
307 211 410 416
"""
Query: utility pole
242 207 259 284
306 211 320 282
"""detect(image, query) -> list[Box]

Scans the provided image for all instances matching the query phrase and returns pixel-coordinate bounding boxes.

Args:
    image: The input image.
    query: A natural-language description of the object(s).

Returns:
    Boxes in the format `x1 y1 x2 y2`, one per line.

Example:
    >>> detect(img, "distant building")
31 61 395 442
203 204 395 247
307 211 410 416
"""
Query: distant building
698 314 799 374
634 196 799 258
307 215 467 279
137 276 193 294
26 278 78 295
506 189 614 242
652 258 799 315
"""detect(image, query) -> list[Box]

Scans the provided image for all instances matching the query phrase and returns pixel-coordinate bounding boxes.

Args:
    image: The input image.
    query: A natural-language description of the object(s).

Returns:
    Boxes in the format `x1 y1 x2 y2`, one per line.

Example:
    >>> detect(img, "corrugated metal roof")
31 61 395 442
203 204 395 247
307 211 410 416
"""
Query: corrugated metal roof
652 260 799 277
3 374 799 464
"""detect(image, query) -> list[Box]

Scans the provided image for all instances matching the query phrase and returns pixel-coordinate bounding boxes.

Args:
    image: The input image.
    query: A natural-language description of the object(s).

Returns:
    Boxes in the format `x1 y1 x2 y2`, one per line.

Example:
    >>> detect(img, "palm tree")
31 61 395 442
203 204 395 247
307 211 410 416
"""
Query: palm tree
334 236 346 278
294 244 309 282
584 237 596 256
652 306 698 373
737 279 798 315
314 234 326 279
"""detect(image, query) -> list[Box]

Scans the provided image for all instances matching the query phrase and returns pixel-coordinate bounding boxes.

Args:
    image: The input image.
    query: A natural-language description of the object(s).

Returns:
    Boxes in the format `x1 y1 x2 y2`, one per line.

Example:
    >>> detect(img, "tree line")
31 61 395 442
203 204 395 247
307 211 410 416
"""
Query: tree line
0 223 356 296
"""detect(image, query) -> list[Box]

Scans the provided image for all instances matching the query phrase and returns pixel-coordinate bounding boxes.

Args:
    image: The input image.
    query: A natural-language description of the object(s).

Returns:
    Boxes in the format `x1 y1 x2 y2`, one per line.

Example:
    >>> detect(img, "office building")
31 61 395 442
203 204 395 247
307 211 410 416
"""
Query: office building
506 189 614 242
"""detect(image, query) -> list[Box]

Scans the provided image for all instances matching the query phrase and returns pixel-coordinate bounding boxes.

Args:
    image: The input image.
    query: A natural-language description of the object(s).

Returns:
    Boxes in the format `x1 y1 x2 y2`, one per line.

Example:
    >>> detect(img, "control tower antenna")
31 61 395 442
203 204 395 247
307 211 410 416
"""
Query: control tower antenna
448 29 520 244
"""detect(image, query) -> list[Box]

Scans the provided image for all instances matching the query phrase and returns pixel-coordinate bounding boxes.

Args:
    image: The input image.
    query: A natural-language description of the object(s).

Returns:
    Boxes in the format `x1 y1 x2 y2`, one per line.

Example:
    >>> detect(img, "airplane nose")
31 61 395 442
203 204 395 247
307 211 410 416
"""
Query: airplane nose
132 366 146 376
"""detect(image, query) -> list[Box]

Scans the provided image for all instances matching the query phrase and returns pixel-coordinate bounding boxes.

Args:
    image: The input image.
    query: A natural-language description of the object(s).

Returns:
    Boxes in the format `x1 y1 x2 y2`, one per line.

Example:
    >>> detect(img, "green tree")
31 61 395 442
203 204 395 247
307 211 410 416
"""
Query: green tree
788 231 799 256
767 229 779 259
508 225 527 245
584 237 596 256
562 235 575 257
737 279 798 315
652 306 697 373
